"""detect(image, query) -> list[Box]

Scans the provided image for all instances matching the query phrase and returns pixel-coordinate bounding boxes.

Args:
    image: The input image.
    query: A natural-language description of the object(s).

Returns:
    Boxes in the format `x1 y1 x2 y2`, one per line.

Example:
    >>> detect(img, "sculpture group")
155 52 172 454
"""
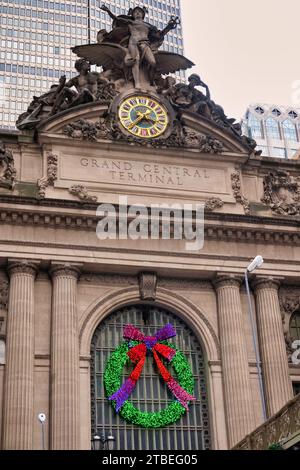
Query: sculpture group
16 4 258 153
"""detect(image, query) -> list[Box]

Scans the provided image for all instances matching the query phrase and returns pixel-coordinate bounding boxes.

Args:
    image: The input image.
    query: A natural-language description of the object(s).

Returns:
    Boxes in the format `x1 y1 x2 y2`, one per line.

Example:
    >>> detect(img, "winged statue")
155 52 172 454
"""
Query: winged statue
72 4 194 90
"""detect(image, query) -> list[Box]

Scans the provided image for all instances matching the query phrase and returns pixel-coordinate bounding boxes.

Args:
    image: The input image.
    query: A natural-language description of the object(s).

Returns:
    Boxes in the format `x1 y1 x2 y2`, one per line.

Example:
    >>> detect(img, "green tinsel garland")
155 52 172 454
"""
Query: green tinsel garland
104 341 195 428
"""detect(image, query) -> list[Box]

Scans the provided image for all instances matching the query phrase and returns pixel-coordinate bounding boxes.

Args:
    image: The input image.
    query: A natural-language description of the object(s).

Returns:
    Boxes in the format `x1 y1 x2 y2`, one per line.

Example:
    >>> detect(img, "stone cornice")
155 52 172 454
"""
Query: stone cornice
0 204 299 246
1 195 300 226
7 260 39 277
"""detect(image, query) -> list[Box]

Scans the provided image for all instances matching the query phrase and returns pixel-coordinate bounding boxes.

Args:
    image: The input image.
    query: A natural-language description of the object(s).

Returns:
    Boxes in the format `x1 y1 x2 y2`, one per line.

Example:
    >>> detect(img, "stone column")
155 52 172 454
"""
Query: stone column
50 264 81 450
253 278 293 416
215 276 255 447
2 261 38 450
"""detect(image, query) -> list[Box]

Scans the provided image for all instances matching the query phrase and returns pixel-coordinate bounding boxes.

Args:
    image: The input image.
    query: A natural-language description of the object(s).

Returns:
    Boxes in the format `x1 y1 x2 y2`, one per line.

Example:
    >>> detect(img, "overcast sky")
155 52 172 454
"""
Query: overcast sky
180 0 300 120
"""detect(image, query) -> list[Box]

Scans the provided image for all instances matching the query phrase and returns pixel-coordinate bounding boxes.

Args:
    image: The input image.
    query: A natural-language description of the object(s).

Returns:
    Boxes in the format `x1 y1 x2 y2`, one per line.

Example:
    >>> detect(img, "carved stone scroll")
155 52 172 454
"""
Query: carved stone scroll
69 185 98 203
38 153 58 198
231 170 250 215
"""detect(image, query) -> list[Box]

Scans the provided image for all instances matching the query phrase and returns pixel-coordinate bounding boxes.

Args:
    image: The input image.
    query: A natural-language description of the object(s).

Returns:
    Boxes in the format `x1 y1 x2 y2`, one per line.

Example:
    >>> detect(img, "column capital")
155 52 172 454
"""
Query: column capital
251 276 282 292
7 260 39 278
214 274 243 290
50 263 82 280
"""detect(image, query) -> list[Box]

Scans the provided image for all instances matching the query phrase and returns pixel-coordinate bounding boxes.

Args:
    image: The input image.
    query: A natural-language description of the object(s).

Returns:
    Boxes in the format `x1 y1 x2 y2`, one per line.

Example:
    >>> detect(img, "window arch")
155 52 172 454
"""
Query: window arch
282 119 298 141
90 304 211 450
266 117 281 139
290 310 300 342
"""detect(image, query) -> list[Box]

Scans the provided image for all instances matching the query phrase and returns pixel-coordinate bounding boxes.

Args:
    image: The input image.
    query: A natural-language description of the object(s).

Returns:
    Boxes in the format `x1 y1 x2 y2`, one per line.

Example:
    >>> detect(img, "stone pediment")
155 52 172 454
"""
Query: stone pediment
37 102 249 155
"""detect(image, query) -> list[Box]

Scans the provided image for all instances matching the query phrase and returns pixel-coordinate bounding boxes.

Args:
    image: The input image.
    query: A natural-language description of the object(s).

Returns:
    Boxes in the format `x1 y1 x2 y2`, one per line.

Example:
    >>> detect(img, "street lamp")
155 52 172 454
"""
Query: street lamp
91 432 116 450
245 255 267 422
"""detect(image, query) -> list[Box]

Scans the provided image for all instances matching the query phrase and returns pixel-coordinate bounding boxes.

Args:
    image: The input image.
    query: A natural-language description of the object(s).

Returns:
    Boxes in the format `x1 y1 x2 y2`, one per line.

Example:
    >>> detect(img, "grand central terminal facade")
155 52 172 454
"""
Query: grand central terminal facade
0 5 299 451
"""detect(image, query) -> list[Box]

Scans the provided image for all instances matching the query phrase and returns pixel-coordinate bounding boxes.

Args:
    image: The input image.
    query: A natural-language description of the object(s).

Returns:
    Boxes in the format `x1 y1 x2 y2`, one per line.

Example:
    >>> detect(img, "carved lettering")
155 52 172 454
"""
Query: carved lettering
70 156 227 193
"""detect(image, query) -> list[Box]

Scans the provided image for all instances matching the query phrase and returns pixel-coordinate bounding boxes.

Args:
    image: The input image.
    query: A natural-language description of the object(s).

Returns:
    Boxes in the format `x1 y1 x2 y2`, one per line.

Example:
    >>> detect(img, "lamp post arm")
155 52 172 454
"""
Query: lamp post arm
245 270 267 422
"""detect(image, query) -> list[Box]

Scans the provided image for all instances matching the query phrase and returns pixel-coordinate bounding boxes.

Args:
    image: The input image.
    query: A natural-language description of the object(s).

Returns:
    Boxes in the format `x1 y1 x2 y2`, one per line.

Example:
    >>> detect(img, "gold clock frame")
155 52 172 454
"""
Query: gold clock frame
111 92 175 141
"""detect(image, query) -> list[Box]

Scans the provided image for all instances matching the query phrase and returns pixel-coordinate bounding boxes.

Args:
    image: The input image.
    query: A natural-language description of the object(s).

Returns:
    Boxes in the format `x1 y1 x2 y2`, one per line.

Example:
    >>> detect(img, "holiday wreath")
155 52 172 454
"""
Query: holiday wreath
104 324 196 428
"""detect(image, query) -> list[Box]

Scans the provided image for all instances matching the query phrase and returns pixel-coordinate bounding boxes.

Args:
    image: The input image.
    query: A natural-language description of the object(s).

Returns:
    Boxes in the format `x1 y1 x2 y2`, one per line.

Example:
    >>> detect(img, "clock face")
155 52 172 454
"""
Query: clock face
118 96 169 139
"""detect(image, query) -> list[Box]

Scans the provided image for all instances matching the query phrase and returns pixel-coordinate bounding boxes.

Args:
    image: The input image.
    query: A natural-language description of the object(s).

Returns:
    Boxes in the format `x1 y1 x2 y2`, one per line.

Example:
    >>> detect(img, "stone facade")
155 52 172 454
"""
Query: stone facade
0 102 299 450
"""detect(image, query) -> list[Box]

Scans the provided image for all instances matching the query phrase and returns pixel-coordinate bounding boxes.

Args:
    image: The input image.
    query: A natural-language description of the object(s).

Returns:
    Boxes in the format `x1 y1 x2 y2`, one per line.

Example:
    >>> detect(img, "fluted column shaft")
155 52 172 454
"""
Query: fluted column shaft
50 265 80 450
3 261 37 449
253 279 293 416
215 276 255 447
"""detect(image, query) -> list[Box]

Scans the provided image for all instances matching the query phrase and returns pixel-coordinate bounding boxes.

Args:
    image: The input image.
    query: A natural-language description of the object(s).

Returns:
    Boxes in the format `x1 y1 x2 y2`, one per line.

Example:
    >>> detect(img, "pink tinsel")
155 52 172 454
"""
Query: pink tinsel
167 377 196 410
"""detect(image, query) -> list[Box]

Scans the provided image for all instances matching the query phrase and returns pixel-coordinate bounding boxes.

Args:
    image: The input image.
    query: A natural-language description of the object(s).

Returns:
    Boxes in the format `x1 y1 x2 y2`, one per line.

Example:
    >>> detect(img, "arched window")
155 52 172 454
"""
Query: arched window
282 119 298 142
91 305 211 450
290 310 300 342
248 113 263 139
266 117 281 139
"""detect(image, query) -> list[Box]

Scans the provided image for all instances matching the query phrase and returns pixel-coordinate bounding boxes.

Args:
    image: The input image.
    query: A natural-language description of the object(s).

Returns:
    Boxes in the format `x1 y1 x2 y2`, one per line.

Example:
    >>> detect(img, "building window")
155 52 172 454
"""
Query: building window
272 147 287 158
255 106 264 115
282 119 298 142
91 304 211 450
256 145 269 156
266 117 281 139
293 383 300 397
288 110 298 119
248 113 263 139
272 108 281 117
290 310 300 342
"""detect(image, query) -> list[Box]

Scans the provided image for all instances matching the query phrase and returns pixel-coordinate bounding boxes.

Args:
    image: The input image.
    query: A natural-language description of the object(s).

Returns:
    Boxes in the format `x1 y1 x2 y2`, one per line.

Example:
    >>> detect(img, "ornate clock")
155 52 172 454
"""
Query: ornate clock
118 95 170 139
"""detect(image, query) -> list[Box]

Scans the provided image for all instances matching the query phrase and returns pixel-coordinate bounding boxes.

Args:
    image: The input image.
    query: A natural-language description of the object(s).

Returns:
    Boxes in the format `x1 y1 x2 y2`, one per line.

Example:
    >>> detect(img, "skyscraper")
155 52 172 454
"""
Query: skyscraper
0 0 185 130
242 103 300 159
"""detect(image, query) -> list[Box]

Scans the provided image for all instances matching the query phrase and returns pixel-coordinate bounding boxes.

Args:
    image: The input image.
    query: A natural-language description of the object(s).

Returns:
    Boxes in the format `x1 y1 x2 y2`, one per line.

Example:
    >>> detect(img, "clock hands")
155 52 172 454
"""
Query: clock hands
128 109 158 130
128 111 146 130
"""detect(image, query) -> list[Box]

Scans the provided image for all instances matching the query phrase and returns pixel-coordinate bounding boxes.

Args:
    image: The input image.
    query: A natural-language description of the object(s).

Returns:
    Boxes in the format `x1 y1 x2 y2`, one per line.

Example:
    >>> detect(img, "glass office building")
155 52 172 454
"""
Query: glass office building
0 0 185 130
242 103 300 159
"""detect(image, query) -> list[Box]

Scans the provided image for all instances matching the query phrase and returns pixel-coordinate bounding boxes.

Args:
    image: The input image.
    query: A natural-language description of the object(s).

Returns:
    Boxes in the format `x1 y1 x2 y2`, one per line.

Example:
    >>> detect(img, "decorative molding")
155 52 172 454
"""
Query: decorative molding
50 264 81 279
38 153 58 198
0 206 300 246
7 261 38 277
63 118 111 142
0 206 300 249
252 278 281 292
204 198 224 213
0 280 9 310
69 185 98 203
62 115 225 153
261 170 300 216
139 272 157 301
279 288 300 363
79 274 137 286
159 278 212 290
0 141 16 189
231 170 250 215
214 275 243 289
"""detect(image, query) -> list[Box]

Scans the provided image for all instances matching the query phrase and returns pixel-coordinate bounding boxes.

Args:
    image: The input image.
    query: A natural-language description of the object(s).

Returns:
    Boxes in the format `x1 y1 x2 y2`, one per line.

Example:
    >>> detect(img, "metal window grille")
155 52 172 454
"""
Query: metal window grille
91 304 211 450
